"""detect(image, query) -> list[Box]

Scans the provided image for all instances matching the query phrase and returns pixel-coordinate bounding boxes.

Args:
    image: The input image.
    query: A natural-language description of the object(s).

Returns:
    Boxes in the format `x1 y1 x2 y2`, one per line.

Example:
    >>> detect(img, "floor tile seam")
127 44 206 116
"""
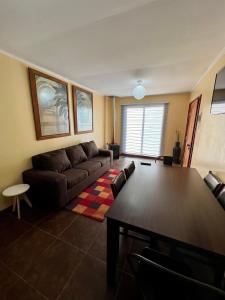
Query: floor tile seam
0 260 49 300
54 235 86 255
0 226 34 259
0 261 23 290
85 252 106 265
84 224 104 254
57 214 79 237
32 224 63 240
55 252 87 300
54 221 102 254
1 236 84 299
83 252 132 274
33 212 78 239
36 236 58 257
1 236 57 283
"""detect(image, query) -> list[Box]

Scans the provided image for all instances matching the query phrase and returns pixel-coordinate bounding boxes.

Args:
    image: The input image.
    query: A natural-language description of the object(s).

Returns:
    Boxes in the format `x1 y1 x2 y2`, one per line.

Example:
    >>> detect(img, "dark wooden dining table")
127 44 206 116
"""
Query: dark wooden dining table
106 164 225 285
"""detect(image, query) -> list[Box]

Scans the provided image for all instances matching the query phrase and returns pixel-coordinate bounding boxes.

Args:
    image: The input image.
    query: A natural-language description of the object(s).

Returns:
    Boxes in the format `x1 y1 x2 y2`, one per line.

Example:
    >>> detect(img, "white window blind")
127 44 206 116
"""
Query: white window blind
211 100 225 114
121 104 168 157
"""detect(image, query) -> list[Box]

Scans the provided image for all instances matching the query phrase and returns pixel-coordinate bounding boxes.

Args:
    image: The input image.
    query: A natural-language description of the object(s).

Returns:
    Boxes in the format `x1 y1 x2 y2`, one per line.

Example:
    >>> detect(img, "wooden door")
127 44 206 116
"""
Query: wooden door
182 96 201 167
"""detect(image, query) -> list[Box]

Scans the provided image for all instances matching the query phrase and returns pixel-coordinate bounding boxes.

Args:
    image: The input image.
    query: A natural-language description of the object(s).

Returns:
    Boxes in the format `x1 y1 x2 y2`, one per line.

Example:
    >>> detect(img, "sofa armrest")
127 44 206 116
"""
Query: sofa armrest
98 149 113 166
23 169 68 209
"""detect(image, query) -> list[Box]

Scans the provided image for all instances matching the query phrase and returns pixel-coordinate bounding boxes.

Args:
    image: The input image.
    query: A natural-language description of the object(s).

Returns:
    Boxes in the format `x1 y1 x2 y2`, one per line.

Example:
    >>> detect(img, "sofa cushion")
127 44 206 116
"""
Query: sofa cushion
74 161 101 175
38 149 71 173
62 168 88 189
89 155 110 166
81 141 99 159
66 145 87 167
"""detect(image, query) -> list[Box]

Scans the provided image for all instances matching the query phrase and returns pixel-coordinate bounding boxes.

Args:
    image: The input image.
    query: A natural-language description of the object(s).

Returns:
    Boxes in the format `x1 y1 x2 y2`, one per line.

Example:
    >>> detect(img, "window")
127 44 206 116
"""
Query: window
211 100 225 115
121 104 168 157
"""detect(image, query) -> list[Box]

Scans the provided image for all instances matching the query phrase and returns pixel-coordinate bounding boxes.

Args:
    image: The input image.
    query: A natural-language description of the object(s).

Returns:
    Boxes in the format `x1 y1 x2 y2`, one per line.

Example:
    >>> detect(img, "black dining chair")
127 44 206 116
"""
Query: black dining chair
128 247 225 300
217 185 225 210
110 171 126 198
124 161 135 179
204 171 222 196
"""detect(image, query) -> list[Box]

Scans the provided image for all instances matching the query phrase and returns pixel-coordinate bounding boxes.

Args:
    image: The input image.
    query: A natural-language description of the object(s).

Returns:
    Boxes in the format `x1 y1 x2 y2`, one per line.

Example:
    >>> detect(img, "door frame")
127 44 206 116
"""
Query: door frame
182 95 202 167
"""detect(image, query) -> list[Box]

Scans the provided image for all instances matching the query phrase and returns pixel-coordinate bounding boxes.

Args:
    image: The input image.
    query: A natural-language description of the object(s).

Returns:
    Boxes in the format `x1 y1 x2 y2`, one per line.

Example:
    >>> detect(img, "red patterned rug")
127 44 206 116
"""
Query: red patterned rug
66 169 121 221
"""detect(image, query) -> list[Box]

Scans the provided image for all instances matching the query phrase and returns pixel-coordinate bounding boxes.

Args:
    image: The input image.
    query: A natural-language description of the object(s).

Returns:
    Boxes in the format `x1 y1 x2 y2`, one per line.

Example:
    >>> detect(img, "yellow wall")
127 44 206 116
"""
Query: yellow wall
104 96 113 145
113 93 190 156
0 53 106 210
4 49 225 210
190 53 225 181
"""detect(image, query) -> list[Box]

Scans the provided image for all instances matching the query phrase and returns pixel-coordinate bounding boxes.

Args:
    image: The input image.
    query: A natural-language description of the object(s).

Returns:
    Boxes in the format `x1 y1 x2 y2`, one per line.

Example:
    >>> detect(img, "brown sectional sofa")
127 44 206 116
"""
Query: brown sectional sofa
23 141 113 209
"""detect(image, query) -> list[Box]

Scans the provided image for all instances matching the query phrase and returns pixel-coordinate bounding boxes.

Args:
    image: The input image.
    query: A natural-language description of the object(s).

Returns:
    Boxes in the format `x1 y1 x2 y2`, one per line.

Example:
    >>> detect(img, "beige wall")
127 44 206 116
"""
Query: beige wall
190 53 225 181
113 93 190 156
0 53 106 210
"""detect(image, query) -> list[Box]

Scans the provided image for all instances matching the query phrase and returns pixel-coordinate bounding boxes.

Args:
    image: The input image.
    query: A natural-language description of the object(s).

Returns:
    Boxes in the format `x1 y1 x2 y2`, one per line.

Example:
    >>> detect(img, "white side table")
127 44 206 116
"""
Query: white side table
2 184 32 219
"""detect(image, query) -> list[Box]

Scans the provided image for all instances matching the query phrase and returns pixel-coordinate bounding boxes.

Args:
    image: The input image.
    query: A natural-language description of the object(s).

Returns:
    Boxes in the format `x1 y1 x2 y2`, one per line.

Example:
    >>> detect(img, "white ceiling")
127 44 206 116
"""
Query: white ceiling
0 0 225 96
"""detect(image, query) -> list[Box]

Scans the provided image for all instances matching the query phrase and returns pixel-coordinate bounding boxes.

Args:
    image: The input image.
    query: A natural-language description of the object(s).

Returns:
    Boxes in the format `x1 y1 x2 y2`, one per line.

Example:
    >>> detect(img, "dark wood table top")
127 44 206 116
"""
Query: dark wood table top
106 165 225 259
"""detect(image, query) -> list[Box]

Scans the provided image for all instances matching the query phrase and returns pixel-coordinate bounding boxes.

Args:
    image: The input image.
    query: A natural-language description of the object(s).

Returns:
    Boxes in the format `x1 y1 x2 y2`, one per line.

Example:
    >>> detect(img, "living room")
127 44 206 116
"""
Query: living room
1 1 225 299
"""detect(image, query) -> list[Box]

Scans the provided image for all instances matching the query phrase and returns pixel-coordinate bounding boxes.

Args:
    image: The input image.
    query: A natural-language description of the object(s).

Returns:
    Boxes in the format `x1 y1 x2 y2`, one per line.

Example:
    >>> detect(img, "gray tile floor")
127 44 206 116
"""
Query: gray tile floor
0 157 152 300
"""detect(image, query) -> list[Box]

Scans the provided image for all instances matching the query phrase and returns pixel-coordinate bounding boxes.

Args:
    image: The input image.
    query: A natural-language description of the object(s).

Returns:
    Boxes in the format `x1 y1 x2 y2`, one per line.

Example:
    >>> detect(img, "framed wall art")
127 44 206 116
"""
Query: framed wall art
28 68 70 140
72 85 93 134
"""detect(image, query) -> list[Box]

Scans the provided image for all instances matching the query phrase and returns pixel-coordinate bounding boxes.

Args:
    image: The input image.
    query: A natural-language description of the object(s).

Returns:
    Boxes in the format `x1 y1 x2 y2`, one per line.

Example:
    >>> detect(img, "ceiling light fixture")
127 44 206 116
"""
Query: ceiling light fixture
132 80 146 100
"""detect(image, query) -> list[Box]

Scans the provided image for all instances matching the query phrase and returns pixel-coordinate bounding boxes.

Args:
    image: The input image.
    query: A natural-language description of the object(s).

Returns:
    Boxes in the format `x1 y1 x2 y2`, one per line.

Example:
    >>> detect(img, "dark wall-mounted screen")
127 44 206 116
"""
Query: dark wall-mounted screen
211 66 225 115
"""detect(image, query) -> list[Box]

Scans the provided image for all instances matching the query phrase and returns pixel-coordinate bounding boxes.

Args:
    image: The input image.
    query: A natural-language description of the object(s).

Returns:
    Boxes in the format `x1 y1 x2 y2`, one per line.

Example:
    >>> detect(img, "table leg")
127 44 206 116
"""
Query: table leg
107 218 119 286
12 197 16 212
16 196 21 219
23 193 32 207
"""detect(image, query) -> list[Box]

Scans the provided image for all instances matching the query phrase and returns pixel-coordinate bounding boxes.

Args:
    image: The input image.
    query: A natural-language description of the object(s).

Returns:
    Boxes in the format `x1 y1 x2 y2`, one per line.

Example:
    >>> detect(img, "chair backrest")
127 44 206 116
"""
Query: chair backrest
129 252 225 300
217 185 225 210
204 171 222 196
111 171 126 198
124 161 135 179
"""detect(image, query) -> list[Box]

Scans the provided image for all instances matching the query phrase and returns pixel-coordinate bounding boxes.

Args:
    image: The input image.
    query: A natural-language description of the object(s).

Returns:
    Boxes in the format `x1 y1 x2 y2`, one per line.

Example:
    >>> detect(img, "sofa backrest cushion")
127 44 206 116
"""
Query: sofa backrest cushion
34 149 71 173
81 141 99 159
66 145 88 167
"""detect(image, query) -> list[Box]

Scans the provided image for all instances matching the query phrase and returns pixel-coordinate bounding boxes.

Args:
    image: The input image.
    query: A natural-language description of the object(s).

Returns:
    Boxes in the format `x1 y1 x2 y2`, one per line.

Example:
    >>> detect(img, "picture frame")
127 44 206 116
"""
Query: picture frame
72 85 93 134
28 68 70 140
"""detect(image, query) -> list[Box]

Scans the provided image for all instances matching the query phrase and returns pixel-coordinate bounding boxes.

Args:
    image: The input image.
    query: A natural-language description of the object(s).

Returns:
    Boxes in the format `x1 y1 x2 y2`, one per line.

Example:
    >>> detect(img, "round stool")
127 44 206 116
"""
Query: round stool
2 184 32 219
